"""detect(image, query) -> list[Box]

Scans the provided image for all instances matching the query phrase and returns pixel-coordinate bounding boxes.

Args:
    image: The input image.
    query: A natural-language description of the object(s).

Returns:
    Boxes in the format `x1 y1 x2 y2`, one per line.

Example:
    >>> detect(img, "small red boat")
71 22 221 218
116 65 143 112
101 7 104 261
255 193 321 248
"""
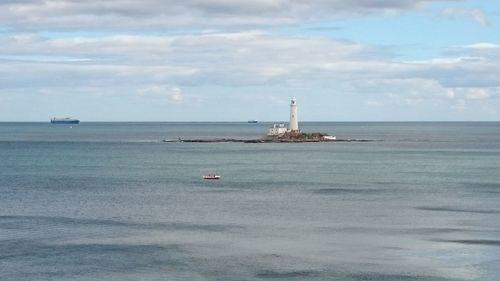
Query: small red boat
203 174 221 180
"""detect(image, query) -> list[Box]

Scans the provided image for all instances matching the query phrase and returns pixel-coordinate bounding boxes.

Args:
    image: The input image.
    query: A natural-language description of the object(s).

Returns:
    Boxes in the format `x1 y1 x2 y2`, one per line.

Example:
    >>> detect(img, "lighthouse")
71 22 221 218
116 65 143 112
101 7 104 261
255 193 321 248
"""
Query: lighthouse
289 97 299 132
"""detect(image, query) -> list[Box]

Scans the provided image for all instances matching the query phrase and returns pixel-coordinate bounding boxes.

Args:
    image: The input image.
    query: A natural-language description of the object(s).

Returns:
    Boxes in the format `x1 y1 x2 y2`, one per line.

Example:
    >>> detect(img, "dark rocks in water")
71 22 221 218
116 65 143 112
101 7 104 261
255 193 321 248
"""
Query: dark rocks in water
163 136 375 143
173 138 247 143
265 131 329 141
162 130 352 143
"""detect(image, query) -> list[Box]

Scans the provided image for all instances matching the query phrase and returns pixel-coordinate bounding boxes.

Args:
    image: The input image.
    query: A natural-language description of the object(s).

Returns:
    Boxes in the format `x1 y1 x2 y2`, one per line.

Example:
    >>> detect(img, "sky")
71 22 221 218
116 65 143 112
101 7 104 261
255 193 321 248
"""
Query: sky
0 0 499 121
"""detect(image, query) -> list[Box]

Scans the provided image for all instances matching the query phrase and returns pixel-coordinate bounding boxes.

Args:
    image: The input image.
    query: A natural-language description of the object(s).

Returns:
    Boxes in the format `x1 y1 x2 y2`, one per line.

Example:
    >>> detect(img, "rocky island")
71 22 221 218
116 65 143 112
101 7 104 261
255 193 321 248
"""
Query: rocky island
163 98 374 143
165 133 372 144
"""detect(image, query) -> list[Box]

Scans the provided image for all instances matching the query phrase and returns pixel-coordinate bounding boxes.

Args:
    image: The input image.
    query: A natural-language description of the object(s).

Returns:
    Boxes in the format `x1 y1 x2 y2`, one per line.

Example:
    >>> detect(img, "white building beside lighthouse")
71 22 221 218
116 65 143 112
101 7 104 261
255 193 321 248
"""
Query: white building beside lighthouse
267 123 287 136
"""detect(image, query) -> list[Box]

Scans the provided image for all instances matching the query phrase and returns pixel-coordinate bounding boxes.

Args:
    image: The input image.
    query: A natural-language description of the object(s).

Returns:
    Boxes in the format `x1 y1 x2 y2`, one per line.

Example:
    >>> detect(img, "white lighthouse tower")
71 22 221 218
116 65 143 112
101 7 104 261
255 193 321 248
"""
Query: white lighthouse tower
289 97 299 132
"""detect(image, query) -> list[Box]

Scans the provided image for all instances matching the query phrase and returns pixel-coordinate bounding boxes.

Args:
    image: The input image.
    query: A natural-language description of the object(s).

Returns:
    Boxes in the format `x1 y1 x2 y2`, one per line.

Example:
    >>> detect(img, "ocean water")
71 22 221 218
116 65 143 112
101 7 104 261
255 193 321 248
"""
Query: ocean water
1 122 500 281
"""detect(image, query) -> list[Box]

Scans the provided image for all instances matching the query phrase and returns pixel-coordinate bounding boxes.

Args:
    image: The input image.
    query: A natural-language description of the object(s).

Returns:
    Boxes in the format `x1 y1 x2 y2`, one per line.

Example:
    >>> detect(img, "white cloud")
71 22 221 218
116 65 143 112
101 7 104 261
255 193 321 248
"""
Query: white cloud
404 57 484 65
169 87 185 102
444 89 455 99
441 8 490 26
428 86 500 113
364 100 383 107
448 87 499 100
344 77 500 114
1 29 500 119
2 33 500 92
464 89 490 100
462 43 500 50
1 1 499 120
138 86 186 103
0 0 459 30
0 32 377 87
452 99 467 112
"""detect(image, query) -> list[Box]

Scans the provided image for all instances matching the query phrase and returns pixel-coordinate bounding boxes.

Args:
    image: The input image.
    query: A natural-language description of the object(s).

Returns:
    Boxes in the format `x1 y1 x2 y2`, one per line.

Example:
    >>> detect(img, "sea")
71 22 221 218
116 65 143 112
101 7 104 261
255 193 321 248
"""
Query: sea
1 122 499 281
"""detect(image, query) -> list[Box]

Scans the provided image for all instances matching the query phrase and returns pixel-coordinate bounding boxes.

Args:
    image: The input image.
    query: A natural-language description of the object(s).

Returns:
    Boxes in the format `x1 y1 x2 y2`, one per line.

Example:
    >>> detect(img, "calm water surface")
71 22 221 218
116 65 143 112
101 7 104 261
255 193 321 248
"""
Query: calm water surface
1 122 500 281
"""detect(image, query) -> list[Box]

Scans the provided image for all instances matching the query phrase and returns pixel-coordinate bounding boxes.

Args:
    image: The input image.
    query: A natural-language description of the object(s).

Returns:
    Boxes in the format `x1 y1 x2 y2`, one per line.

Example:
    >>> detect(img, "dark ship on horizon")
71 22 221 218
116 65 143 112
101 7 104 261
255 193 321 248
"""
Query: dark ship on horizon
50 117 80 124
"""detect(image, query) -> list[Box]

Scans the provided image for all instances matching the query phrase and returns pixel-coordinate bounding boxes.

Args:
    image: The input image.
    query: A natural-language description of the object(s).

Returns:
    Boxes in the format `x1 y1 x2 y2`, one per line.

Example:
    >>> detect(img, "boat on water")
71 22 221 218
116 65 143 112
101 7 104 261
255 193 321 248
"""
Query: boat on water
322 135 337 140
247 120 258 123
51 117 80 124
203 174 221 180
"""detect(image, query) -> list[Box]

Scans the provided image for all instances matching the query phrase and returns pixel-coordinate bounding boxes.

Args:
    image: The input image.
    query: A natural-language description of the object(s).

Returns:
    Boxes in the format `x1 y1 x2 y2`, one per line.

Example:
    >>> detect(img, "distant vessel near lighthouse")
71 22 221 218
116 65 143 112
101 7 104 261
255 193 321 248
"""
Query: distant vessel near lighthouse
50 117 80 124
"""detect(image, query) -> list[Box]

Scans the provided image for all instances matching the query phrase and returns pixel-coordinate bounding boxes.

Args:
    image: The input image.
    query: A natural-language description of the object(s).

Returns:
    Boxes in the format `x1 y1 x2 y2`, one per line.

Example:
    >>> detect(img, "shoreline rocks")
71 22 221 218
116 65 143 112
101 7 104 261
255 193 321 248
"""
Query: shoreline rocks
163 137 376 143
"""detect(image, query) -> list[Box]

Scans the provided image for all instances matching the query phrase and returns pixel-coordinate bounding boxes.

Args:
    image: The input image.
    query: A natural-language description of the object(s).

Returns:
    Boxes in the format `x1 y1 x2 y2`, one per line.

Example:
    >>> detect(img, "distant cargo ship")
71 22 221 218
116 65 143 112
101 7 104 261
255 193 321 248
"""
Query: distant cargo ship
50 117 80 124
247 120 258 123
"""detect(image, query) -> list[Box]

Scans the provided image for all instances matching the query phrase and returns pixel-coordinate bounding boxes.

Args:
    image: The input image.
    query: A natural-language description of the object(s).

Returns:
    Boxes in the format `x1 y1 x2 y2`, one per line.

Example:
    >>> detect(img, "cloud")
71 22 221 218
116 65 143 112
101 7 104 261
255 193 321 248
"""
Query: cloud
138 86 186 103
403 56 484 65
343 76 500 113
2 32 500 91
0 32 377 88
364 100 383 107
1 1 499 120
462 43 500 50
1 29 500 119
441 8 490 26
0 0 460 30
449 87 499 100
452 99 466 112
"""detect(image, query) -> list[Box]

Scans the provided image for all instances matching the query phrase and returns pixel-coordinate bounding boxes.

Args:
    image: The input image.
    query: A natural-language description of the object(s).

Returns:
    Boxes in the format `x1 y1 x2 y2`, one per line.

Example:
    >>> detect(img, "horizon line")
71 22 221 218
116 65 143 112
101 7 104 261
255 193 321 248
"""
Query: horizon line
1 120 500 123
